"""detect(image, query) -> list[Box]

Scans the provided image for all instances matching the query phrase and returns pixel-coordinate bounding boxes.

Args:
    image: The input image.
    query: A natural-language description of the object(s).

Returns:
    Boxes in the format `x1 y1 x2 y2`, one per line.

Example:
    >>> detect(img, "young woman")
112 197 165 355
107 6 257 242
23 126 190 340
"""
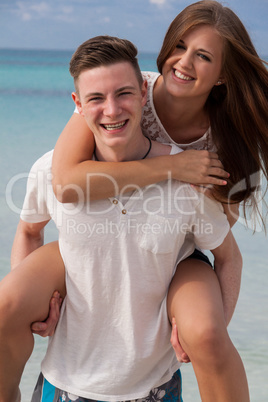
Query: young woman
5 1 268 401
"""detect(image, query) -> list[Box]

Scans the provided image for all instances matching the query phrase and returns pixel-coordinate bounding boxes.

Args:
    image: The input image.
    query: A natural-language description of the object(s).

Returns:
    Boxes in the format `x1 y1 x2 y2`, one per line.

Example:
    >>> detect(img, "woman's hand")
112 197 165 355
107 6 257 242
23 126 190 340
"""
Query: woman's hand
171 150 229 186
170 318 191 363
31 291 62 337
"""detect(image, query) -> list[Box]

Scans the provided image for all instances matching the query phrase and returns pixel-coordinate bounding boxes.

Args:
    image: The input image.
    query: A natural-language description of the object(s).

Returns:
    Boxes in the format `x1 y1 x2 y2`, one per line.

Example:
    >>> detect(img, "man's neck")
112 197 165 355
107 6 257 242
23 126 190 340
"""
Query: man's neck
94 133 151 162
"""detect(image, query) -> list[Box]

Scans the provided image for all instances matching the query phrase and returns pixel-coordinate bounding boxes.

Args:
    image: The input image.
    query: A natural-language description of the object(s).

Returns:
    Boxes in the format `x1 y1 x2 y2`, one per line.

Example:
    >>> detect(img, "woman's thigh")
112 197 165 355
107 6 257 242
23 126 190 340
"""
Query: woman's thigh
167 257 225 337
0 241 65 327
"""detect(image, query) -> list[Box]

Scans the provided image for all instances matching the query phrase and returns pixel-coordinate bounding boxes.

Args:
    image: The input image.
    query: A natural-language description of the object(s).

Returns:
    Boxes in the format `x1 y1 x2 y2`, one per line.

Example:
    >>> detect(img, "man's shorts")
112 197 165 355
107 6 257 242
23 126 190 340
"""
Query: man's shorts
31 369 183 402
188 248 213 267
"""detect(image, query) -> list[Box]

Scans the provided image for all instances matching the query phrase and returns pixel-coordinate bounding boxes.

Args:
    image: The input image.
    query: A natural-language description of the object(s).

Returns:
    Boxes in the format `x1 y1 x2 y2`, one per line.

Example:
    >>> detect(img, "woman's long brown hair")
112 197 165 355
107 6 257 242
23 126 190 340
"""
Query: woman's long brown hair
157 0 268 226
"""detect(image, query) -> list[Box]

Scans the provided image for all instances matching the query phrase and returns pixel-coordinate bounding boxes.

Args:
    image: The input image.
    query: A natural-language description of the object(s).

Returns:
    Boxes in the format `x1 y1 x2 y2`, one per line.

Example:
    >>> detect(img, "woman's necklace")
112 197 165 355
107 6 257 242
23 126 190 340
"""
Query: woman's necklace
93 136 152 161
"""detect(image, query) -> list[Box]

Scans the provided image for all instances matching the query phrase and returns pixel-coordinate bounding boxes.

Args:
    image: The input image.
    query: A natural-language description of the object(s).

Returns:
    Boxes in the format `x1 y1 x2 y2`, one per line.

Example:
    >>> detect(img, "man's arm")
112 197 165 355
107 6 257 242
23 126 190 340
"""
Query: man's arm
211 230 243 326
223 203 240 229
11 219 50 269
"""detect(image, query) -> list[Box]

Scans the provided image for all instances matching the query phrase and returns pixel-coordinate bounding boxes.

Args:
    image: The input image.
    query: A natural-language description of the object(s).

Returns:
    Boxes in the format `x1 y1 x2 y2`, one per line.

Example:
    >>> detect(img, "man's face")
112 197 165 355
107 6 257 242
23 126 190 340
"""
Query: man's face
73 62 147 157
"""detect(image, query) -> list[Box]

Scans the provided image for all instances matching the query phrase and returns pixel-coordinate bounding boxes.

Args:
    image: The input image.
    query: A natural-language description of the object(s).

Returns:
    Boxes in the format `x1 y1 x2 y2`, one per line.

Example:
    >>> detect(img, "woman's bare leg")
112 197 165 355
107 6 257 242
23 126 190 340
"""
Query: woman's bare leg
0 241 65 402
167 258 249 402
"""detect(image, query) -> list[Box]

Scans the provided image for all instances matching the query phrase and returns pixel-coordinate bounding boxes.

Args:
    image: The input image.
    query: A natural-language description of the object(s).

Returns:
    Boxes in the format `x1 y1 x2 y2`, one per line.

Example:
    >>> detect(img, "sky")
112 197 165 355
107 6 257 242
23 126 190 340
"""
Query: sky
0 0 267 56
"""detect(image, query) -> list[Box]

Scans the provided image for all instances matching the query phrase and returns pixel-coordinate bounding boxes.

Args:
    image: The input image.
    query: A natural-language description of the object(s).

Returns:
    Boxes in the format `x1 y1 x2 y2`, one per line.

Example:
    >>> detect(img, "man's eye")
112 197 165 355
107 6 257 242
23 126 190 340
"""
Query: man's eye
89 97 102 102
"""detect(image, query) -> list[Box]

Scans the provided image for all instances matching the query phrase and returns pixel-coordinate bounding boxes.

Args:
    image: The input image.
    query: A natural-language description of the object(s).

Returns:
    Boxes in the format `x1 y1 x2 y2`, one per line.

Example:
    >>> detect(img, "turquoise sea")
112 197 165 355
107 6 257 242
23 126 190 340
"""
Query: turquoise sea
0 49 267 401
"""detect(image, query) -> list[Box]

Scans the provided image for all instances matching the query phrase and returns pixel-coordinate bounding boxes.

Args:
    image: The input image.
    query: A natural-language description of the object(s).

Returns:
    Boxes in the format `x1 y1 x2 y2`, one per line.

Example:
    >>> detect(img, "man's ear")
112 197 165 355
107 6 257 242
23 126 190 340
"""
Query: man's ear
141 80 148 107
72 92 84 116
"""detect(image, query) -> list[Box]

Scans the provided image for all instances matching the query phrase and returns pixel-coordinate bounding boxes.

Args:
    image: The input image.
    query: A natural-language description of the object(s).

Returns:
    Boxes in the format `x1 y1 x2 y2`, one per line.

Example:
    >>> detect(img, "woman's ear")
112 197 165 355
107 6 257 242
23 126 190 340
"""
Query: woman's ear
215 78 225 86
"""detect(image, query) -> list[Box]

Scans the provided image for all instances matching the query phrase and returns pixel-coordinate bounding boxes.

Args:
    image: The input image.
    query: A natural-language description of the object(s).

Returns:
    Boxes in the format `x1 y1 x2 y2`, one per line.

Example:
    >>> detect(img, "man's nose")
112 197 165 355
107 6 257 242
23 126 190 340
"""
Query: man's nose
103 98 121 117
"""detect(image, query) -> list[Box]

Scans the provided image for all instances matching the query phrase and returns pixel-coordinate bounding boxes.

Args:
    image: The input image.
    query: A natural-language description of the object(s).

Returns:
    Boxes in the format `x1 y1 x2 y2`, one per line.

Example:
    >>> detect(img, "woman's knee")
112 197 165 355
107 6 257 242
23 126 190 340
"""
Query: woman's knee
0 281 25 331
179 316 230 365
0 265 51 330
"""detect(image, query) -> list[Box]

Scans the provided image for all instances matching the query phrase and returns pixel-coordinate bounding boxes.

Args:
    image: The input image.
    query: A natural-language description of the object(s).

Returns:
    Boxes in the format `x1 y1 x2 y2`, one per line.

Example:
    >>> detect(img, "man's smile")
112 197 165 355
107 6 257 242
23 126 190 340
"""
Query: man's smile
101 120 128 131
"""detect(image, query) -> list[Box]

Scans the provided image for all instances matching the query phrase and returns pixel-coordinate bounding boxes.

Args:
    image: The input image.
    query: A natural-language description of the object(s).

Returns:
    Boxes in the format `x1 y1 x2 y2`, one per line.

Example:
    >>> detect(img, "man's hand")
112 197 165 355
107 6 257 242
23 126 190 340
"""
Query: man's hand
31 291 62 337
170 318 190 363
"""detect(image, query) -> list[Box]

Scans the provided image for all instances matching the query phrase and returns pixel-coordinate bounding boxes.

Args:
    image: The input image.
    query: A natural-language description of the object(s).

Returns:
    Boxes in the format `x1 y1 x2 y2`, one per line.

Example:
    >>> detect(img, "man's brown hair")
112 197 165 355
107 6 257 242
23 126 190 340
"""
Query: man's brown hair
70 35 143 93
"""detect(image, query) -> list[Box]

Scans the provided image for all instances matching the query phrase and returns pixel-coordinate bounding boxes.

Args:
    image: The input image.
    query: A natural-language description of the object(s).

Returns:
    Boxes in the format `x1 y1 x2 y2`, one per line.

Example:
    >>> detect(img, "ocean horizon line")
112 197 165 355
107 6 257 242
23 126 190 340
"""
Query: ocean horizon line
0 47 159 57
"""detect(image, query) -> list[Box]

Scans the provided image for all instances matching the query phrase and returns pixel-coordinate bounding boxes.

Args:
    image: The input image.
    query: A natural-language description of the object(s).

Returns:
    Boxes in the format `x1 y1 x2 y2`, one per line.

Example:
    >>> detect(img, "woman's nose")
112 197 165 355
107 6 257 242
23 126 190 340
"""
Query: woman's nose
177 50 193 70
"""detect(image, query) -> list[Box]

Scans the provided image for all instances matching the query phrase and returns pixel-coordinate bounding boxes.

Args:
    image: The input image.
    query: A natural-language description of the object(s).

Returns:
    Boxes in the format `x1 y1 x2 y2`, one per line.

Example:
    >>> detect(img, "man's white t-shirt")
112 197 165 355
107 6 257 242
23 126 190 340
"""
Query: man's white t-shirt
21 145 229 400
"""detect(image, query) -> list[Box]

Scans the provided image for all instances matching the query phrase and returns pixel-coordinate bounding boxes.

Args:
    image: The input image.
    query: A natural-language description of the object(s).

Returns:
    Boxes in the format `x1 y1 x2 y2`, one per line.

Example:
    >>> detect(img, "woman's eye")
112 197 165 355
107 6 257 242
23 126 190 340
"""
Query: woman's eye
198 54 211 62
176 44 185 50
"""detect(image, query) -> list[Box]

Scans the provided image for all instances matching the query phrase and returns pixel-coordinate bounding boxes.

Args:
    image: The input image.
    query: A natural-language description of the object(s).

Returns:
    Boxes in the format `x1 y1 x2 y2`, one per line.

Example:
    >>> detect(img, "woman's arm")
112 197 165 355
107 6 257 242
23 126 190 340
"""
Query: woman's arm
52 113 229 203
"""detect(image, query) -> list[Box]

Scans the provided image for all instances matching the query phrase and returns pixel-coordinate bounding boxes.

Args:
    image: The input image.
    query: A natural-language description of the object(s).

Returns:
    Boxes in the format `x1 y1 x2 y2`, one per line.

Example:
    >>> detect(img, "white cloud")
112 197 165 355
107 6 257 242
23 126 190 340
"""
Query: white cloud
62 6 73 15
14 1 76 23
30 2 50 14
54 5 75 22
101 16 111 23
21 12 31 21
15 1 51 21
149 0 167 5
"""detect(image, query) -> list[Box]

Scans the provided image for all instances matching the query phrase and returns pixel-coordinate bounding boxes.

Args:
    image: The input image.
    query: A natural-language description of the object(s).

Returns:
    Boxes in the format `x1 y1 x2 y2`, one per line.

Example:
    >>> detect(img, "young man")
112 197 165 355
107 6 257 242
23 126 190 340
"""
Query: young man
0 36 242 402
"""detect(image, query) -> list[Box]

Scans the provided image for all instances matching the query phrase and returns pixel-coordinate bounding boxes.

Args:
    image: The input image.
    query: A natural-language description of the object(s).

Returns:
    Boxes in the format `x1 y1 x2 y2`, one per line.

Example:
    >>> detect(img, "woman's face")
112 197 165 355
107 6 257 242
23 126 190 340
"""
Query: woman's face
162 25 224 101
